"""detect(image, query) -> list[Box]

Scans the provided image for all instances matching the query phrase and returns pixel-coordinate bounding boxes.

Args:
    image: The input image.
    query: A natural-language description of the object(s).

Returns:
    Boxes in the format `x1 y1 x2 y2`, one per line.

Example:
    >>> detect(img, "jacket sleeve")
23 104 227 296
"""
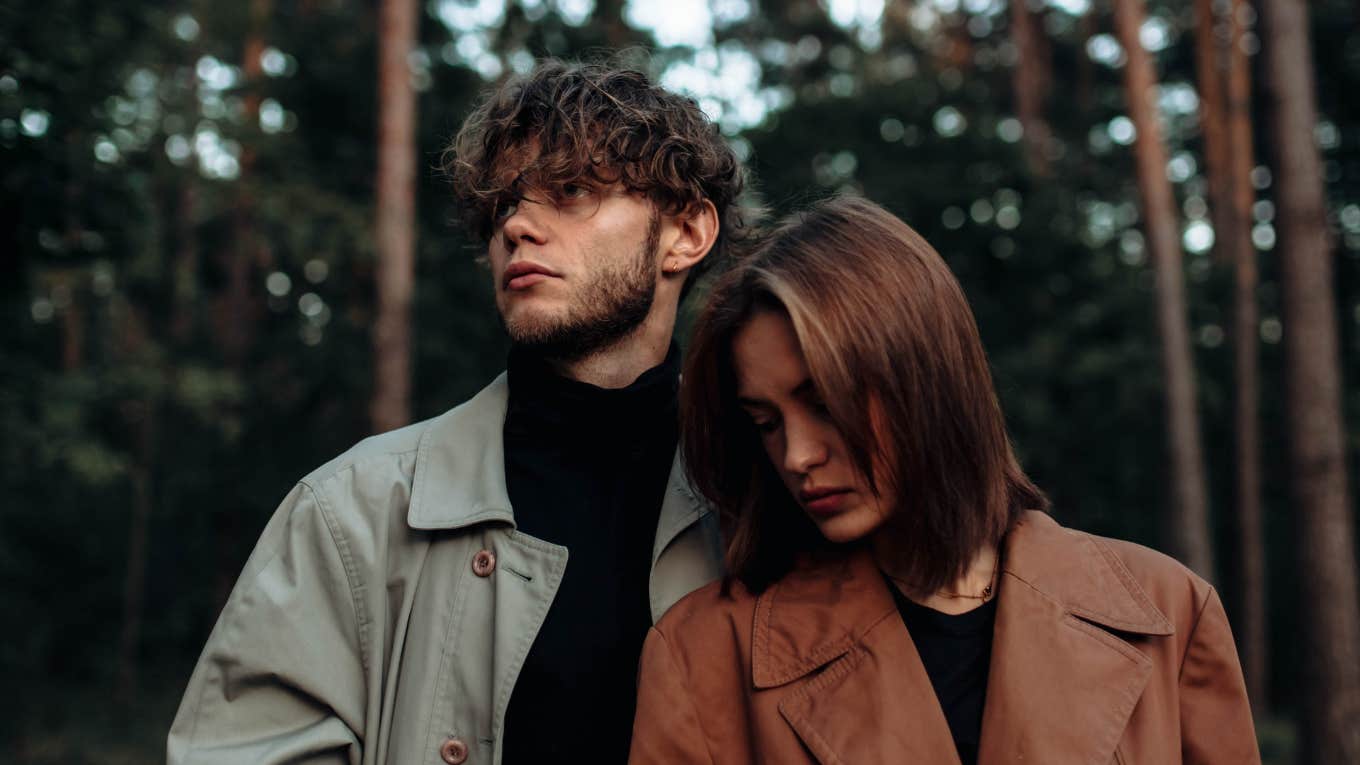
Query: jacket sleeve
1178 586 1261 765
630 627 715 764
168 482 368 765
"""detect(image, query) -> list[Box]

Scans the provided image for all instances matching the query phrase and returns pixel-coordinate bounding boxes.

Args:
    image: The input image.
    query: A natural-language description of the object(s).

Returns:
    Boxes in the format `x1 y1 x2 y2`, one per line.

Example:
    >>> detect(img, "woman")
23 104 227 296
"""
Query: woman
629 196 1257 765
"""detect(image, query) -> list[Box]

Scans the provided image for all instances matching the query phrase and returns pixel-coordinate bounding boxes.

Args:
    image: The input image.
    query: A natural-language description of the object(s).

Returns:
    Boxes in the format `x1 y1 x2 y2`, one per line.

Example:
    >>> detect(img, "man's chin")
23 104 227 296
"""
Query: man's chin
500 305 570 343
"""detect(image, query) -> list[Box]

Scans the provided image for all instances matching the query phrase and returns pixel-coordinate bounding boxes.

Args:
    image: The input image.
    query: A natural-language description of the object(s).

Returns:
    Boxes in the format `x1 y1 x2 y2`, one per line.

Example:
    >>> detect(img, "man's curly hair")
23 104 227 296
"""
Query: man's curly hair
443 58 750 291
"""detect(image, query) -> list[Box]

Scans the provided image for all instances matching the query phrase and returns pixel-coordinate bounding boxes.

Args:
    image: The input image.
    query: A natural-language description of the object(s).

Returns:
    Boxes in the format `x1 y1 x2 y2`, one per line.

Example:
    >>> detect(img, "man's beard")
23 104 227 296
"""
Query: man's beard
502 213 661 363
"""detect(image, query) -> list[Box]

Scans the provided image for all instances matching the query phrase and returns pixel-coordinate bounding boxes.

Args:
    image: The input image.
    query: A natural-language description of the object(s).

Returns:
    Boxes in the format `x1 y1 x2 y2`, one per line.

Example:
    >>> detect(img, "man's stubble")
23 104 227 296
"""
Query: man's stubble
501 212 662 363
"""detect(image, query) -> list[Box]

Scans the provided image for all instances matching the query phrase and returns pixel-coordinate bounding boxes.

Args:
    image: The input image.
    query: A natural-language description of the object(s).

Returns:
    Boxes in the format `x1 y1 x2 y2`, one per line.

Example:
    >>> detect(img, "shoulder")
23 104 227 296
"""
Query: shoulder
655 577 761 649
299 417 430 490
1026 512 1215 628
1089 530 1215 622
299 374 507 500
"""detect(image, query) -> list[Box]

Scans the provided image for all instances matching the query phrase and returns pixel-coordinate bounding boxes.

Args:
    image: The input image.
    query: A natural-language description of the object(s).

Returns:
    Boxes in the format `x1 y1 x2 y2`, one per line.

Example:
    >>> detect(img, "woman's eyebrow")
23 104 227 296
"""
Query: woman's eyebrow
736 378 815 407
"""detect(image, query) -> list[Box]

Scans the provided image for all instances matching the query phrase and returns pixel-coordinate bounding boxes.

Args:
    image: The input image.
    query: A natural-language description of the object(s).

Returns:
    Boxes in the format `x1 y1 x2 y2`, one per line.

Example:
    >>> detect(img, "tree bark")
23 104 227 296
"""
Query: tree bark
370 0 418 434
595 0 632 48
1009 0 1051 175
1113 0 1216 579
1258 1 1360 760
1197 0 1268 713
213 0 272 609
1194 0 1231 255
1224 0 1268 715
114 303 156 706
171 184 199 345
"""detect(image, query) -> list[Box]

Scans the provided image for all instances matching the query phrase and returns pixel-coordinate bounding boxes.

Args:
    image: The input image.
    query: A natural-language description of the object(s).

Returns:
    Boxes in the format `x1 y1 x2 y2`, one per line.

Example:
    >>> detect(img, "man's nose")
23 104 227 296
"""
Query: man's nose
501 201 547 252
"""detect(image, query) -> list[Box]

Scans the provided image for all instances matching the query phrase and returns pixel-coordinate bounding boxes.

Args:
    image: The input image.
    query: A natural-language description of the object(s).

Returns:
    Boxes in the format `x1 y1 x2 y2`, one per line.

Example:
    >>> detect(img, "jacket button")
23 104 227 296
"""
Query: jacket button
471 549 496 577
440 736 469 764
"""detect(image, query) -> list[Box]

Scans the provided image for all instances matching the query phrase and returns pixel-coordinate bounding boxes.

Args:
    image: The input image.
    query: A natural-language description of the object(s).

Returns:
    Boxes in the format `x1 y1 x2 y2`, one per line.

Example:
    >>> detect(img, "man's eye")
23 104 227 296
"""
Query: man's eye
560 183 590 199
495 200 519 220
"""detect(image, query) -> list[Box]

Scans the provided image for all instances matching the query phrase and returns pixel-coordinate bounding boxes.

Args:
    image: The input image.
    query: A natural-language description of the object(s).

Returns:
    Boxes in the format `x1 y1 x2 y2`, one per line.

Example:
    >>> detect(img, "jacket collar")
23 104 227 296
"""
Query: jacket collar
756 510 1174 765
406 373 708 545
752 510 1171 688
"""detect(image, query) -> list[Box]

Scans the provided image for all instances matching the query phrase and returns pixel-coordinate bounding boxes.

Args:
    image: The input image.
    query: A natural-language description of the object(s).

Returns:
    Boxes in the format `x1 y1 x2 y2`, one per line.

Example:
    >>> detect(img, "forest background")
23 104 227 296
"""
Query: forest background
3 0 1359 762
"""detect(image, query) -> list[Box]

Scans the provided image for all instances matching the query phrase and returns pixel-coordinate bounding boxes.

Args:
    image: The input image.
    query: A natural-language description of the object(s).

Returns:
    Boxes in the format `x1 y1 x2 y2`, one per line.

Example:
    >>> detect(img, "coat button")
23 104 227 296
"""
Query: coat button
440 736 469 764
472 549 496 577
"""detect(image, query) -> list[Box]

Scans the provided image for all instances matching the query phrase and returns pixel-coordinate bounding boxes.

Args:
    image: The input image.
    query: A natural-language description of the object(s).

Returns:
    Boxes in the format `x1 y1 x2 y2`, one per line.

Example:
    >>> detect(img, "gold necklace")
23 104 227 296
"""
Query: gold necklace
937 568 998 600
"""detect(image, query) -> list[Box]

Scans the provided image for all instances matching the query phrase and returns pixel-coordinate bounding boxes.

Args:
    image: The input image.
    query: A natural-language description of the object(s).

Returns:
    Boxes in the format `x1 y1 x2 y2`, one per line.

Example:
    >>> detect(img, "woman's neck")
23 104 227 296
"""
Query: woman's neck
884 544 1000 616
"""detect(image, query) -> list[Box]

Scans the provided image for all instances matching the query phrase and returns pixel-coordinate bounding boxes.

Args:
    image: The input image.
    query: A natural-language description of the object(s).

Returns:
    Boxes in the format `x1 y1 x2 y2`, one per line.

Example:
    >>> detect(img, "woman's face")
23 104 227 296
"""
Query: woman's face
731 309 895 544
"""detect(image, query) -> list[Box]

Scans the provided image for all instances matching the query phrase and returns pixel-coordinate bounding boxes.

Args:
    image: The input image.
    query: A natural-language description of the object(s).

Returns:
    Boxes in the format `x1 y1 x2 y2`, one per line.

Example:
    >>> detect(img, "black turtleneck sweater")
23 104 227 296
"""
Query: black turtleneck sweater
499 345 681 764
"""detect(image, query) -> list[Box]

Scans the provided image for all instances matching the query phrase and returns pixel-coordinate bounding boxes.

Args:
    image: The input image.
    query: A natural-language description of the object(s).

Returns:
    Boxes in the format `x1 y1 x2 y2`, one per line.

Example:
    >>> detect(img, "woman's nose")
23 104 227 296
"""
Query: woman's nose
782 417 830 476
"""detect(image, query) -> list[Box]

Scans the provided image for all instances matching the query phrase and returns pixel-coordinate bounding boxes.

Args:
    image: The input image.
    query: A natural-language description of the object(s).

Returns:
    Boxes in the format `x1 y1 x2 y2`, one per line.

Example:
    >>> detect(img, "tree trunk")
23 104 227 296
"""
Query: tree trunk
1113 0 1215 579
1076 10 1095 117
1197 0 1269 713
1224 0 1269 715
1194 0 1231 256
171 184 199 345
370 0 418 434
1258 0 1360 760
1009 0 1051 175
116 402 155 705
114 303 156 706
59 278 83 372
213 0 272 609
595 0 632 48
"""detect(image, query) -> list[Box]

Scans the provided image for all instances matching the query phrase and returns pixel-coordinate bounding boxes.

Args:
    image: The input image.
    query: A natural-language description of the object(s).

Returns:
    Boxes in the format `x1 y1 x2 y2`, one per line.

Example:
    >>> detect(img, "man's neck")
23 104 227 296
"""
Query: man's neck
553 310 676 389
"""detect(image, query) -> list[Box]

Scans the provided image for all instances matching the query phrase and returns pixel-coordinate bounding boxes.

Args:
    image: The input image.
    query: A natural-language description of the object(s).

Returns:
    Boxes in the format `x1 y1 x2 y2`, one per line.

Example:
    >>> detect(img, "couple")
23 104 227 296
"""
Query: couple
169 60 1257 764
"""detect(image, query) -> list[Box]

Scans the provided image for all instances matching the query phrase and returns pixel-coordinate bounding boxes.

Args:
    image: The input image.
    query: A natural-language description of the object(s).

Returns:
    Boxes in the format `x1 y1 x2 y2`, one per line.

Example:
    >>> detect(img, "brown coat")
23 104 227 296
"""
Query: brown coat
630 511 1259 764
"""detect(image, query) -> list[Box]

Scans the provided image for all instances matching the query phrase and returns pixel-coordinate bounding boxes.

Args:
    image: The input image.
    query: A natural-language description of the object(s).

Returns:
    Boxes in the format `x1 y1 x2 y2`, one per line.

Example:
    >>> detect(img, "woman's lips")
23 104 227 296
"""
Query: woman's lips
800 488 853 515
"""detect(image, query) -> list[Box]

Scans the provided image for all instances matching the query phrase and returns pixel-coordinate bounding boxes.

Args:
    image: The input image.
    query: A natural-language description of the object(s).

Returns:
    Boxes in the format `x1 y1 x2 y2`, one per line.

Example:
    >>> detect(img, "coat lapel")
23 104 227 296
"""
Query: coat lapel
977 512 1175 765
755 552 961 765
778 617 963 765
752 513 1175 765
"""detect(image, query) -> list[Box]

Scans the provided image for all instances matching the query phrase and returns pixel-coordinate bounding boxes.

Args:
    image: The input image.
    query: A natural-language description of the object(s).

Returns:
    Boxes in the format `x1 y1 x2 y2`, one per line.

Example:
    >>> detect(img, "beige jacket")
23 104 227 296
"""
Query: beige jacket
169 374 723 765
631 511 1259 764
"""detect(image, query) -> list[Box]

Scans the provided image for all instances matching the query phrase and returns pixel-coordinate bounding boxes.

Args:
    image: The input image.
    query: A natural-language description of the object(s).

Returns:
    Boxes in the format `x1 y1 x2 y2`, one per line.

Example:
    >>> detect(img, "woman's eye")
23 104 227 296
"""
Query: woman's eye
753 418 780 434
560 183 590 199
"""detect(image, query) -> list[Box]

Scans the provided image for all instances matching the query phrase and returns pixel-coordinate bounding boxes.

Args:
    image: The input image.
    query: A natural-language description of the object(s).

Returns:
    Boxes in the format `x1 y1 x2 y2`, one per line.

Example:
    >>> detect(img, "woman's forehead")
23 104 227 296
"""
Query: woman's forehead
732 311 810 400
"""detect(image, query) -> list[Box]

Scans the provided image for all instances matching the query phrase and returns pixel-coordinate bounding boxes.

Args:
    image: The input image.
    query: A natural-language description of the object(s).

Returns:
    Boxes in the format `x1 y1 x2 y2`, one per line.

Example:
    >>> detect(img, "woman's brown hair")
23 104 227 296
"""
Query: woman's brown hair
682 195 1048 595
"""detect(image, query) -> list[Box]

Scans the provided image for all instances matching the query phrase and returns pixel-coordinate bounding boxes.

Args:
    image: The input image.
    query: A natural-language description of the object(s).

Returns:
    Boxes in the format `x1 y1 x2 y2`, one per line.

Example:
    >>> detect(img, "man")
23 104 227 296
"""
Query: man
168 59 747 764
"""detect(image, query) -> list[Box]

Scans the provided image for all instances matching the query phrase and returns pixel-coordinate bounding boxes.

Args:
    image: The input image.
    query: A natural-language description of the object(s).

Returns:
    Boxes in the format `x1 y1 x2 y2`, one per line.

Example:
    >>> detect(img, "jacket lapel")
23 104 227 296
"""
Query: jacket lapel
977 512 1174 765
778 617 963 765
752 513 1175 765
755 552 961 765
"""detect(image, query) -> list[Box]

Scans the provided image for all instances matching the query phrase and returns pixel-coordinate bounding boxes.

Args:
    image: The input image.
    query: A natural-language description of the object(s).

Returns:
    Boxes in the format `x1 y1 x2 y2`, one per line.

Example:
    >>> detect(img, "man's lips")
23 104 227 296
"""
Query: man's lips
502 261 560 291
799 486 854 514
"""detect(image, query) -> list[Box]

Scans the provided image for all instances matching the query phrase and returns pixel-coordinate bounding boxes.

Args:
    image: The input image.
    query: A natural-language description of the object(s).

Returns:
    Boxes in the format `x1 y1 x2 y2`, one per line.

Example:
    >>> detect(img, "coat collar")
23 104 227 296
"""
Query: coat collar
755 510 1174 765
406 373 707 548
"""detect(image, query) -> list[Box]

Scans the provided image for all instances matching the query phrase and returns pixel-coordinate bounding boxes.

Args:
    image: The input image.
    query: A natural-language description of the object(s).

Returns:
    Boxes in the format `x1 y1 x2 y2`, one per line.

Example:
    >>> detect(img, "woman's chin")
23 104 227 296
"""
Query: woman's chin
811 511 883 545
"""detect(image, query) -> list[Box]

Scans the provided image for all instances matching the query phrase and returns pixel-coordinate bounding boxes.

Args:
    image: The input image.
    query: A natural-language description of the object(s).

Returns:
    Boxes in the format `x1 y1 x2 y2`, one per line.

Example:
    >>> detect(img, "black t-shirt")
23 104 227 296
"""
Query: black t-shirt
890 582 997 765
499 346 680 763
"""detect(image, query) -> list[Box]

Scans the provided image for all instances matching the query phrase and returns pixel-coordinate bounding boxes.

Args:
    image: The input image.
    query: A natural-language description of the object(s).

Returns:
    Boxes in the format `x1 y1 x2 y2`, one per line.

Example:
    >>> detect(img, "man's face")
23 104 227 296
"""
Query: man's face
487 180 663 361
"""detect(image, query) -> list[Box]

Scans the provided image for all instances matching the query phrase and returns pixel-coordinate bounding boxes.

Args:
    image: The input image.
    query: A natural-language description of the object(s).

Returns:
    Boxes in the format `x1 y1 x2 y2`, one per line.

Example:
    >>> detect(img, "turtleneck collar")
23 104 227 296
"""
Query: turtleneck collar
504 344 681 445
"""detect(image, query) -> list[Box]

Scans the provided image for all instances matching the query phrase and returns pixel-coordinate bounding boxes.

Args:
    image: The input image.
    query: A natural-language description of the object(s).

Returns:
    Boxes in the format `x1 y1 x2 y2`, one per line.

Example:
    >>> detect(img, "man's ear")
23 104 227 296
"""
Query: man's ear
662 199 720 277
